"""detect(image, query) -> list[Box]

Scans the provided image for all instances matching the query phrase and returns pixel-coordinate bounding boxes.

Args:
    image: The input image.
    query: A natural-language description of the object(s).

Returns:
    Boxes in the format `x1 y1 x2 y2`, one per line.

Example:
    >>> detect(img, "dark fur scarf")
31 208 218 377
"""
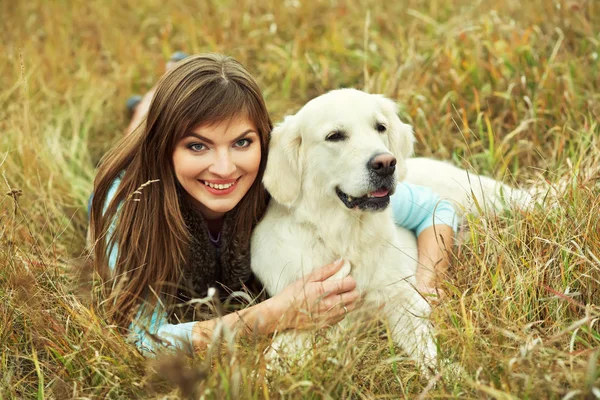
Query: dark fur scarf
170 193 259 323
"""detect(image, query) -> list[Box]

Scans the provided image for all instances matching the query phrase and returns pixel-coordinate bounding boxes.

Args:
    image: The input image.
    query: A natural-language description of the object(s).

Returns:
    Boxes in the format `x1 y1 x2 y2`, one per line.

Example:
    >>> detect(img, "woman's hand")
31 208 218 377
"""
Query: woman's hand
191 259 359 350
265 258 360 331
415 281 446 304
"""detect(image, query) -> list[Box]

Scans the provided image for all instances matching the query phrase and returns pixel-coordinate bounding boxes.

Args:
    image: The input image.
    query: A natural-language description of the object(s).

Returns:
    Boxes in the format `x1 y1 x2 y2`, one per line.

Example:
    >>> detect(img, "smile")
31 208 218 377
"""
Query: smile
199 177 241 195
203 180 235 190
335 186 392 211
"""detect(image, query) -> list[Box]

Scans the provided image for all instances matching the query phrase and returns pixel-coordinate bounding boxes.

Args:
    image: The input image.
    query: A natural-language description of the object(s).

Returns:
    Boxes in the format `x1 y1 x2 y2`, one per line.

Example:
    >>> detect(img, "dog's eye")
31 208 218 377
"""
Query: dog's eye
326 130 347 142
375 123 387 133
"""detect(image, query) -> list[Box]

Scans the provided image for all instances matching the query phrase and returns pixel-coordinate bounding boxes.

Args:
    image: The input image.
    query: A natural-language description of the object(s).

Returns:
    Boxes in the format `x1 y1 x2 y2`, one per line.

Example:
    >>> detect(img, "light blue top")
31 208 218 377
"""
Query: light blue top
102 176 198 355
391 183 459 236
102 176 458 355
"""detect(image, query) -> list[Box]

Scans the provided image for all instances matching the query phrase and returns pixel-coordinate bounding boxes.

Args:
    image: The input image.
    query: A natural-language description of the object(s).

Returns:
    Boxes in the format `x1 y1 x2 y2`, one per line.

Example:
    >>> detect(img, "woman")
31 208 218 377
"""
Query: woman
89 53 457 355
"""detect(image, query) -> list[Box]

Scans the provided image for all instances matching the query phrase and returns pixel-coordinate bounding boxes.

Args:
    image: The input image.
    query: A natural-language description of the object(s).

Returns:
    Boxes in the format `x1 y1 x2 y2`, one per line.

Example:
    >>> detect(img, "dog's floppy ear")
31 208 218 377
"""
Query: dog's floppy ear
378 95 415 160
263 115 303 207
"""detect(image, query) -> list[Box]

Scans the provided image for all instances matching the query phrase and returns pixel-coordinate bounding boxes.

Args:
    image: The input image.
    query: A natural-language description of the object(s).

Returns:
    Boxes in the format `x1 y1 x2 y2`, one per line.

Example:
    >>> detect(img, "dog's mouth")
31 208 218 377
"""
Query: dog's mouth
335 186 392 211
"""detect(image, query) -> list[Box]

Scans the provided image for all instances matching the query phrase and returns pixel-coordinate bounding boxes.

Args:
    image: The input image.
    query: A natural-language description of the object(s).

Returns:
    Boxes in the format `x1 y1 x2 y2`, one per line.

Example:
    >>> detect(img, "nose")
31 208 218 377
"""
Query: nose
208 149 237 177
368 153 396 177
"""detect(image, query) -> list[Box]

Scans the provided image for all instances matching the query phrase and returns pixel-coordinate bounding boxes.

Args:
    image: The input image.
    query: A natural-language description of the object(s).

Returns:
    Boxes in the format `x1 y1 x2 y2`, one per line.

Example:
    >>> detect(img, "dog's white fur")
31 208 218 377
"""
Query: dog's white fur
251 88 531 370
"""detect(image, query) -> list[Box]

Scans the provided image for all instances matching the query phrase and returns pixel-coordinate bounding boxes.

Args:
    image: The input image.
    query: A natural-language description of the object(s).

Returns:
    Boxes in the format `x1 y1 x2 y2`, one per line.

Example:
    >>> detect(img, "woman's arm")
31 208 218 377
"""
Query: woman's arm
390 182 459 299
415 224 453 298
192 259 359 350
99 175 358 352
124 259 358 354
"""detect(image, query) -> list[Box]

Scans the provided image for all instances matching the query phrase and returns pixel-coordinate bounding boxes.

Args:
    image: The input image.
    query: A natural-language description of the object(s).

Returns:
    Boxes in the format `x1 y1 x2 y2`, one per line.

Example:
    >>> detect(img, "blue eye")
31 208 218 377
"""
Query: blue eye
188 143 206 152
234 138 252 148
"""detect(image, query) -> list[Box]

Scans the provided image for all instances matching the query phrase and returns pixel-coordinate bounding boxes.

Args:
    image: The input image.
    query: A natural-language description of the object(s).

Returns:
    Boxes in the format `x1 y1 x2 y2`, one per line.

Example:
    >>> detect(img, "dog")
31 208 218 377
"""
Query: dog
250 88 532 371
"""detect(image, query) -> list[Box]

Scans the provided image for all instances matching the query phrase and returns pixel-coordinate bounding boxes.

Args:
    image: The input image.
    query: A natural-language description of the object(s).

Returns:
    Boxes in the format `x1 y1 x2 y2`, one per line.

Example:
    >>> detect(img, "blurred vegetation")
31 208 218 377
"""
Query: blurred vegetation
1 0 599 398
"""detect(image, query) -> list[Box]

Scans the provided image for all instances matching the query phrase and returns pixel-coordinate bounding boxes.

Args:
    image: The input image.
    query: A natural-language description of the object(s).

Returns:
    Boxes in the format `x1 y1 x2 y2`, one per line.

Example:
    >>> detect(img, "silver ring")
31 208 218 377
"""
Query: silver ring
343 305 348 314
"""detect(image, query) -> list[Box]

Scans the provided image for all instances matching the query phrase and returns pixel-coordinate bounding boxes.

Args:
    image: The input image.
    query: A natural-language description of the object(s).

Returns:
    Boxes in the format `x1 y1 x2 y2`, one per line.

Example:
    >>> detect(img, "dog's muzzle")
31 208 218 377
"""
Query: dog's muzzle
335 152 398 211
335 175 396 212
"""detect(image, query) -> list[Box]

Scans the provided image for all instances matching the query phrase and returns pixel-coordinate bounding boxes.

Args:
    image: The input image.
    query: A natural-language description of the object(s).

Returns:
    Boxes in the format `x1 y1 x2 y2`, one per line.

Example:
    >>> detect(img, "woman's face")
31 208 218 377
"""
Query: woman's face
172 115 261 220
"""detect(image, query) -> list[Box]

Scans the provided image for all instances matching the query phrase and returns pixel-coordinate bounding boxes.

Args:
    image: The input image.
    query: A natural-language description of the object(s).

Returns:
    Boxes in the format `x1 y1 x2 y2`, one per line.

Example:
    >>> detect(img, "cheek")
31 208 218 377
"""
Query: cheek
172 148 201 181
243 146 262 176
303 147 333 181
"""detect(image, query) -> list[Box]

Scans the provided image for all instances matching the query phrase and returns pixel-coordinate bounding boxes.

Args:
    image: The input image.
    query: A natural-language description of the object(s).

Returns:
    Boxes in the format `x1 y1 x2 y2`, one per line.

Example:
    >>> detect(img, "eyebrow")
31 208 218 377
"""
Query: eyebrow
184 129 257 145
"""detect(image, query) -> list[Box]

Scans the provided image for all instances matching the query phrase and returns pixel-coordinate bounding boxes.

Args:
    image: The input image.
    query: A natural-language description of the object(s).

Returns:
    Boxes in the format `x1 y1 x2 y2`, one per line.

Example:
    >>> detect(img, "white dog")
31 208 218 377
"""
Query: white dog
251 88 531 370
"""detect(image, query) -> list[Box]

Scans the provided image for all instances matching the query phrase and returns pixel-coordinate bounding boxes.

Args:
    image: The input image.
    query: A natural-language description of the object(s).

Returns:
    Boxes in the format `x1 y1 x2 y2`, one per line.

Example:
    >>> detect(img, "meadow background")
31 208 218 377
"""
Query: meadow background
1 0 599 398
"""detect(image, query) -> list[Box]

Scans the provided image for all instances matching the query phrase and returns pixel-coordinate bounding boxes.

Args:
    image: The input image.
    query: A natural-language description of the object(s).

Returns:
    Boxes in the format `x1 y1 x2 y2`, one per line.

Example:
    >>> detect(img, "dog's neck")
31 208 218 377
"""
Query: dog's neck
287 190 397 255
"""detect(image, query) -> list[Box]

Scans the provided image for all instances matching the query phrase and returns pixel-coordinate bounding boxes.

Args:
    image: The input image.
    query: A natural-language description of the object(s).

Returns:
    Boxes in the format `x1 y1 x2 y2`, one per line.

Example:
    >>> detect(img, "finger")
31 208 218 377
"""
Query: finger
319 289 360 311
419 286 445 297
419 287 446 305
432 288 446 303
317 276 357 297
299 297 359 329
324 301 358 325
306 258 345 282
316 278 357 301
292 289 358 321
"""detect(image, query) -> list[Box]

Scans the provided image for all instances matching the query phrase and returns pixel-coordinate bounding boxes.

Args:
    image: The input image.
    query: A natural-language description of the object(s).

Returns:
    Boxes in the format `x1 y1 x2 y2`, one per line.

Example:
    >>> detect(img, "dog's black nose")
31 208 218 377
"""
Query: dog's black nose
368 153 396 177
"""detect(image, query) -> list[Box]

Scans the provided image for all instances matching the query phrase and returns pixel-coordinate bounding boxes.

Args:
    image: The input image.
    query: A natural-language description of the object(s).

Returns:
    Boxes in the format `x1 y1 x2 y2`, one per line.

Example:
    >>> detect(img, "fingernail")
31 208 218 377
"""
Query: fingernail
334 258 343 265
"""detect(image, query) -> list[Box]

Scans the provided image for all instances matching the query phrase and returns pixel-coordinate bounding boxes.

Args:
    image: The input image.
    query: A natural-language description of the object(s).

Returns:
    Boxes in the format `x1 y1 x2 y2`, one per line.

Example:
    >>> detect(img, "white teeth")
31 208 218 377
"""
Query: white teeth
203 181 234 190
367 193 373 198
347 196 353 202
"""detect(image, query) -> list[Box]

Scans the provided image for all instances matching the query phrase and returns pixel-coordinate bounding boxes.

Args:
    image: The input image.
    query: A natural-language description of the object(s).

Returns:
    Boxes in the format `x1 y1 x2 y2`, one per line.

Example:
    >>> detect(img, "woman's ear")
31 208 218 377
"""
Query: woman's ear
377 95 415 160
263 115 303 207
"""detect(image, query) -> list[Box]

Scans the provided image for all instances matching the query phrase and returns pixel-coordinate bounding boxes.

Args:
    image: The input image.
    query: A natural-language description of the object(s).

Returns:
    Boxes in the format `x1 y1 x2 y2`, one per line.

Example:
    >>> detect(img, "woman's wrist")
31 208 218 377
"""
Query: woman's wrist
192 320 215 351
416 224 453 288
190 296 286 351
415 266 437 287
257 296 286 333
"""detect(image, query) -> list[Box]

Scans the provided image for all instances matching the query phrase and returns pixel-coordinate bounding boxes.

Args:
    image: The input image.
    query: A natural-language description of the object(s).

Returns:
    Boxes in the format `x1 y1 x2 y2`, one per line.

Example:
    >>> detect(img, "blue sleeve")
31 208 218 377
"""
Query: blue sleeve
128 304 196 356
391 182 459 236
103 175 195 355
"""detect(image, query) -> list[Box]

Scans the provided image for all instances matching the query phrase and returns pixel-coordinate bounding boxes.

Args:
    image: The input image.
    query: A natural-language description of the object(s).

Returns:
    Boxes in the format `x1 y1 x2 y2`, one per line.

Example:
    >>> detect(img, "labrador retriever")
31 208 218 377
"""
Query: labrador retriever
251 88 531 371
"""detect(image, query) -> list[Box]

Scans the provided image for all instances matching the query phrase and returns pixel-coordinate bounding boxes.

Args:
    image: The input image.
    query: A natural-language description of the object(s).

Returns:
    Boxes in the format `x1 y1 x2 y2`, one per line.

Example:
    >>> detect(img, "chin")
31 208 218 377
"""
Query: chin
203 199 240 214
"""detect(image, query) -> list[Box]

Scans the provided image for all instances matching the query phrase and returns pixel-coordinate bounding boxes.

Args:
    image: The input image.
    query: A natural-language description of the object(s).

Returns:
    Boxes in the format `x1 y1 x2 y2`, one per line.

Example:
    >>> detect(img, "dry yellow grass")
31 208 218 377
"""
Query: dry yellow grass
1 0 599 398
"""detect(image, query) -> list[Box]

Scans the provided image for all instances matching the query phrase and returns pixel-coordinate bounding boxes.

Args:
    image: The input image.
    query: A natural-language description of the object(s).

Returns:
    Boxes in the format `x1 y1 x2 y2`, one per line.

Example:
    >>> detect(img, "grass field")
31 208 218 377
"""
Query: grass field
1 0 599 398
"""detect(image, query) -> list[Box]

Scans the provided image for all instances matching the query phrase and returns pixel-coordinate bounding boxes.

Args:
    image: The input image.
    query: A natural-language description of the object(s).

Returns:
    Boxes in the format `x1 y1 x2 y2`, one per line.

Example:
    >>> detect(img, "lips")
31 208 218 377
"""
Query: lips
199 177 241 196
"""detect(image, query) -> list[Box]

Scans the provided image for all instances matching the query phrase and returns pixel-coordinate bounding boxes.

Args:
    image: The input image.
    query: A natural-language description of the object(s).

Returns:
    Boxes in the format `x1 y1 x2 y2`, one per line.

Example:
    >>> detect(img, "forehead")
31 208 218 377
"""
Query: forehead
191 114 257 135
297 91 385 127
183 117 257 145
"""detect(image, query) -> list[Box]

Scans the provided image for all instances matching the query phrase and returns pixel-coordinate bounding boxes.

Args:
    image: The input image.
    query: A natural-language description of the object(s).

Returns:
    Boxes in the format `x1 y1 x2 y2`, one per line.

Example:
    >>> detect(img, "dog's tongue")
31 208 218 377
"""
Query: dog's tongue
369 188 390 198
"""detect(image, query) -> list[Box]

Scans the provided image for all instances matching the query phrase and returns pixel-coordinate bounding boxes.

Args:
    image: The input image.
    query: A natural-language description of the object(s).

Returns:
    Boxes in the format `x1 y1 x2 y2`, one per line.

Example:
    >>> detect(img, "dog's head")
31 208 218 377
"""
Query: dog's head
264 89 415 212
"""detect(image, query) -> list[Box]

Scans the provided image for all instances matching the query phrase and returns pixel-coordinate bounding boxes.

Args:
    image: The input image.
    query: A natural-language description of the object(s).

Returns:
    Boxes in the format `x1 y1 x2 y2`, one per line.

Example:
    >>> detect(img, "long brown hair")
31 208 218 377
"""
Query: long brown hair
89 54 272 329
